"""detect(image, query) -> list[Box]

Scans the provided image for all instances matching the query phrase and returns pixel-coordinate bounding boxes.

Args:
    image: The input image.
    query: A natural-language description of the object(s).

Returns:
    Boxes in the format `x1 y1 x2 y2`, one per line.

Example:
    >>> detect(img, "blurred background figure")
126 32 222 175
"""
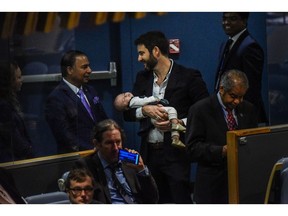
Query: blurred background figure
0 167 26 204
0 60 34 163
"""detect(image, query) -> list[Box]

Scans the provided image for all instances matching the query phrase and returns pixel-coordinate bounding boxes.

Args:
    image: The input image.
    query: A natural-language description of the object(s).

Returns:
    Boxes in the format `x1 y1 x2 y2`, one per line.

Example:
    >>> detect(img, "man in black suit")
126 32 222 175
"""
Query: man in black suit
124 31 209 203
215 12 267 125
186 69 258 203
74 119 159 204
45 50 108 153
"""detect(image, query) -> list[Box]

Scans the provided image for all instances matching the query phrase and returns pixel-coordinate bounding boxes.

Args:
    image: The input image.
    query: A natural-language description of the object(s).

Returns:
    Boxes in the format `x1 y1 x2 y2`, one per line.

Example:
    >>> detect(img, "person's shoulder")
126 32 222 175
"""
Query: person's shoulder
83 84 97 95
47 81 67 96
240 99 255 109
173 62 202 75
241 31 263 49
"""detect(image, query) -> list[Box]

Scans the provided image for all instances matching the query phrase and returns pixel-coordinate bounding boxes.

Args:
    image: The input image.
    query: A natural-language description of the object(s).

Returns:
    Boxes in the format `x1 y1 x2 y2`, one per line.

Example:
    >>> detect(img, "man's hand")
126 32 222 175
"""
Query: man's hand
154 120 171 132
123 148 145 172
142 104 168 121
222 145 227 157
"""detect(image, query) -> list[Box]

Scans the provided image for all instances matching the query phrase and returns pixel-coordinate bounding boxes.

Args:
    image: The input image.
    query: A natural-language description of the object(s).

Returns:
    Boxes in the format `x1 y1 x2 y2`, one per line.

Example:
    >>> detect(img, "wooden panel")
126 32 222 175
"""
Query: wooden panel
227 125 288 203
1 12 17 39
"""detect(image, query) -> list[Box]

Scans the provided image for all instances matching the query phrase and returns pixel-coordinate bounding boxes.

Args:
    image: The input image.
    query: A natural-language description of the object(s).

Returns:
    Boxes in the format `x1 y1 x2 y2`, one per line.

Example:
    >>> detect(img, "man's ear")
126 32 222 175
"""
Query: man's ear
93 139 99 148
152 46 160 58
219 86 224 95
67 66 73 75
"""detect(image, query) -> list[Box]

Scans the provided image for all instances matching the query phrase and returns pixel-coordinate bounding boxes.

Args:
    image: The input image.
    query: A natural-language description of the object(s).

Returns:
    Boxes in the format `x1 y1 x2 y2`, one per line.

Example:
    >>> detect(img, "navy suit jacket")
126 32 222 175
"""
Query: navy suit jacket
215 30 267 123
74 151 159 204
45 80 108 153
185 94 258 203
124 62 209 163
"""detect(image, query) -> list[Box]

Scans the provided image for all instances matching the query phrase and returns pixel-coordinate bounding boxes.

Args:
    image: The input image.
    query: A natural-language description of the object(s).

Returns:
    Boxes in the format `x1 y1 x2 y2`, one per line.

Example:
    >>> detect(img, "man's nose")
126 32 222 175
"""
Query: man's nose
138 55 142 62
87 66 92 73
112 142 119 150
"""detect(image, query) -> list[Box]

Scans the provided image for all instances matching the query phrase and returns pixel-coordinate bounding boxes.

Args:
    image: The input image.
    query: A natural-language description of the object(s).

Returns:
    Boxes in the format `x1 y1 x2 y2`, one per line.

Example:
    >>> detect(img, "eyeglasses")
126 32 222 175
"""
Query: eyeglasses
68 187 94 195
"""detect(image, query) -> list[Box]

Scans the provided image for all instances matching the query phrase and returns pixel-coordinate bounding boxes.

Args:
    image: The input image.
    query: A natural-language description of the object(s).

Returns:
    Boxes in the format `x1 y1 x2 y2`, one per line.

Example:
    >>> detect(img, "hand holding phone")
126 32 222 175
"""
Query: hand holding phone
118 149 139 165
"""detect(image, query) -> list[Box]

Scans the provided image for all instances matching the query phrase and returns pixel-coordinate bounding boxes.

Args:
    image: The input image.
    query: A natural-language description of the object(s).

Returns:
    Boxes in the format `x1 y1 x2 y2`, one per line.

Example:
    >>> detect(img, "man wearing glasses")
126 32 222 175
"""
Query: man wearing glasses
214 12 267 125
65 168 101 204
186 69 258 203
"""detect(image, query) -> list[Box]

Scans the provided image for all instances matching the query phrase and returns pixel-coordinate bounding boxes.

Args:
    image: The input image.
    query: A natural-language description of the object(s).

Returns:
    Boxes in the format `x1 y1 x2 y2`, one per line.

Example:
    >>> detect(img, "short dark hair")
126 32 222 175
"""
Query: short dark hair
134 31 169 56
220 69 249 92
60 50 87 77
93 119 126 143
223 12 250 20
65 168 95 190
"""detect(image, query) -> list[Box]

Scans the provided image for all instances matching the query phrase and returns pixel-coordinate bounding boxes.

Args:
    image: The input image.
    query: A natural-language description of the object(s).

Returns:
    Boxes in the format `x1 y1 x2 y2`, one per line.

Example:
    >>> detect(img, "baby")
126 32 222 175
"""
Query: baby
114 92 186 148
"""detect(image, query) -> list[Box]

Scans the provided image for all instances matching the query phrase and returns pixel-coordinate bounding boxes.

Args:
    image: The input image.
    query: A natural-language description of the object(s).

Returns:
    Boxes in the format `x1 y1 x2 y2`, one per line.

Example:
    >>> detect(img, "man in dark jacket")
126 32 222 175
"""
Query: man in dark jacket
186 69 258 203
75 119 159 204
215 12 267 125
123 31 209 203
45 50 108 153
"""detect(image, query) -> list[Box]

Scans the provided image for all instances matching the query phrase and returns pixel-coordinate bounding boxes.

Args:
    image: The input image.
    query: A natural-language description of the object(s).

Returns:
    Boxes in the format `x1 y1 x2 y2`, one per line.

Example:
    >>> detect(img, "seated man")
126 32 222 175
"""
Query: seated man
74 119 159 204
65 168 101 204
114 92 186 148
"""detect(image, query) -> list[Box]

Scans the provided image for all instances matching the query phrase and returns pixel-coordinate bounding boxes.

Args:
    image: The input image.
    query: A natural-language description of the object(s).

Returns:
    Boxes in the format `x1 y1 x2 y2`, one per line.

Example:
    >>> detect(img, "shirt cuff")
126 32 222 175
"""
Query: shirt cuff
138 165 150 176
136 107 146 119
182 118 187 126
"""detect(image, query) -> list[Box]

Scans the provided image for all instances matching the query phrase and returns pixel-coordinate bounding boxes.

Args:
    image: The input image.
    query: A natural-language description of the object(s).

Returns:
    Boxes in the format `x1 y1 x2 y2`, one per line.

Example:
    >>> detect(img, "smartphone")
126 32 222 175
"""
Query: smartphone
118 149 139 165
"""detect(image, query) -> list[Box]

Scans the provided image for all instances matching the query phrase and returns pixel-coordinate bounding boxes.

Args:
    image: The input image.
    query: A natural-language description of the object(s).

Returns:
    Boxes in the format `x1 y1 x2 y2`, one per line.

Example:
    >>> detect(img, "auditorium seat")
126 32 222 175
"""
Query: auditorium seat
265 157 288 204
25 191 70 204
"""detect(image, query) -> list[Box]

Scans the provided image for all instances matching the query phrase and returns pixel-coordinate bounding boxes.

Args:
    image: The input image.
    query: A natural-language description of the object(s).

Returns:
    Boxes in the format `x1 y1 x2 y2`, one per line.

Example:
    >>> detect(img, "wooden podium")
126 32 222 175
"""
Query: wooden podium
227 124 288 203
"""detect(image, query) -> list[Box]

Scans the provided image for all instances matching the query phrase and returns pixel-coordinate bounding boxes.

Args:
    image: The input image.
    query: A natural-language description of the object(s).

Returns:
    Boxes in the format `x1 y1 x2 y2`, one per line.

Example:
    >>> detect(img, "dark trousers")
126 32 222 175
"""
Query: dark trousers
147 148 192 204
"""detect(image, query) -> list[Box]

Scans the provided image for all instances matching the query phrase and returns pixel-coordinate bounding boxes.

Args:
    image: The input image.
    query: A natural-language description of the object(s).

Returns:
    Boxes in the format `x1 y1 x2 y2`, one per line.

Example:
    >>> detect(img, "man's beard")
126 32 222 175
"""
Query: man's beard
144 55 158 71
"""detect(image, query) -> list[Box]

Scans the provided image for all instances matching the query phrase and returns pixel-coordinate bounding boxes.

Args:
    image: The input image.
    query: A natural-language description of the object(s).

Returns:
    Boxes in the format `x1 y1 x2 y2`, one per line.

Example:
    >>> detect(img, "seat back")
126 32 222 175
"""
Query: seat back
265 157 288 204
25 191 70 204
280 158 288 203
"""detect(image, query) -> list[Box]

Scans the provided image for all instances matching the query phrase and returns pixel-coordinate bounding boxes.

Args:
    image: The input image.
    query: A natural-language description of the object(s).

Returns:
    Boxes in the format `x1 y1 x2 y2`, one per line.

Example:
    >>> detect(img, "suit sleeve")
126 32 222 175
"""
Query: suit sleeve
241 42 264 101
135 172 159 203
45 95 79 152
185 103 224 163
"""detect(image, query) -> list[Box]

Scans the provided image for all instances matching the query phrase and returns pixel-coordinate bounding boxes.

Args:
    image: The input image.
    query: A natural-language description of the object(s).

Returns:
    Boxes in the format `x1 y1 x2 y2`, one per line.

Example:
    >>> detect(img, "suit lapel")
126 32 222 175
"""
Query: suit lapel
60 81 78 103
122 164 138 194
235 105 246 129
92 153 112 203
164 64 178 100
211 94 229 131
223 30 249 68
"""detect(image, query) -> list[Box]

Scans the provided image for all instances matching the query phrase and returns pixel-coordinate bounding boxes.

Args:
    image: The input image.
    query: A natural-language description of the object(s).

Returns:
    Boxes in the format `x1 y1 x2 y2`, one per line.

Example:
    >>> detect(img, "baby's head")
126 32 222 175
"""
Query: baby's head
114 92 134 111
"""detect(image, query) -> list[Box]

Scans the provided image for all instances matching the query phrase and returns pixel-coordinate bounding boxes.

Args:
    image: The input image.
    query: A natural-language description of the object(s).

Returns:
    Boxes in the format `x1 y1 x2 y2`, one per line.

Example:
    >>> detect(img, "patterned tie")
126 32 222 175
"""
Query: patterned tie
77 89 94 120
226 108 237 131
109 164 135 204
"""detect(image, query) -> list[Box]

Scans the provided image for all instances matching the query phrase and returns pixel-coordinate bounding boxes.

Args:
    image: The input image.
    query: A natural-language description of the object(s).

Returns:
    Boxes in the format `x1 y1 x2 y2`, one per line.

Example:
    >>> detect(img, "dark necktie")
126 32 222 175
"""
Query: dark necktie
215 39 234 91
77 89 94 120
222 39 233 61
226 108 237 131
109 164 134 204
